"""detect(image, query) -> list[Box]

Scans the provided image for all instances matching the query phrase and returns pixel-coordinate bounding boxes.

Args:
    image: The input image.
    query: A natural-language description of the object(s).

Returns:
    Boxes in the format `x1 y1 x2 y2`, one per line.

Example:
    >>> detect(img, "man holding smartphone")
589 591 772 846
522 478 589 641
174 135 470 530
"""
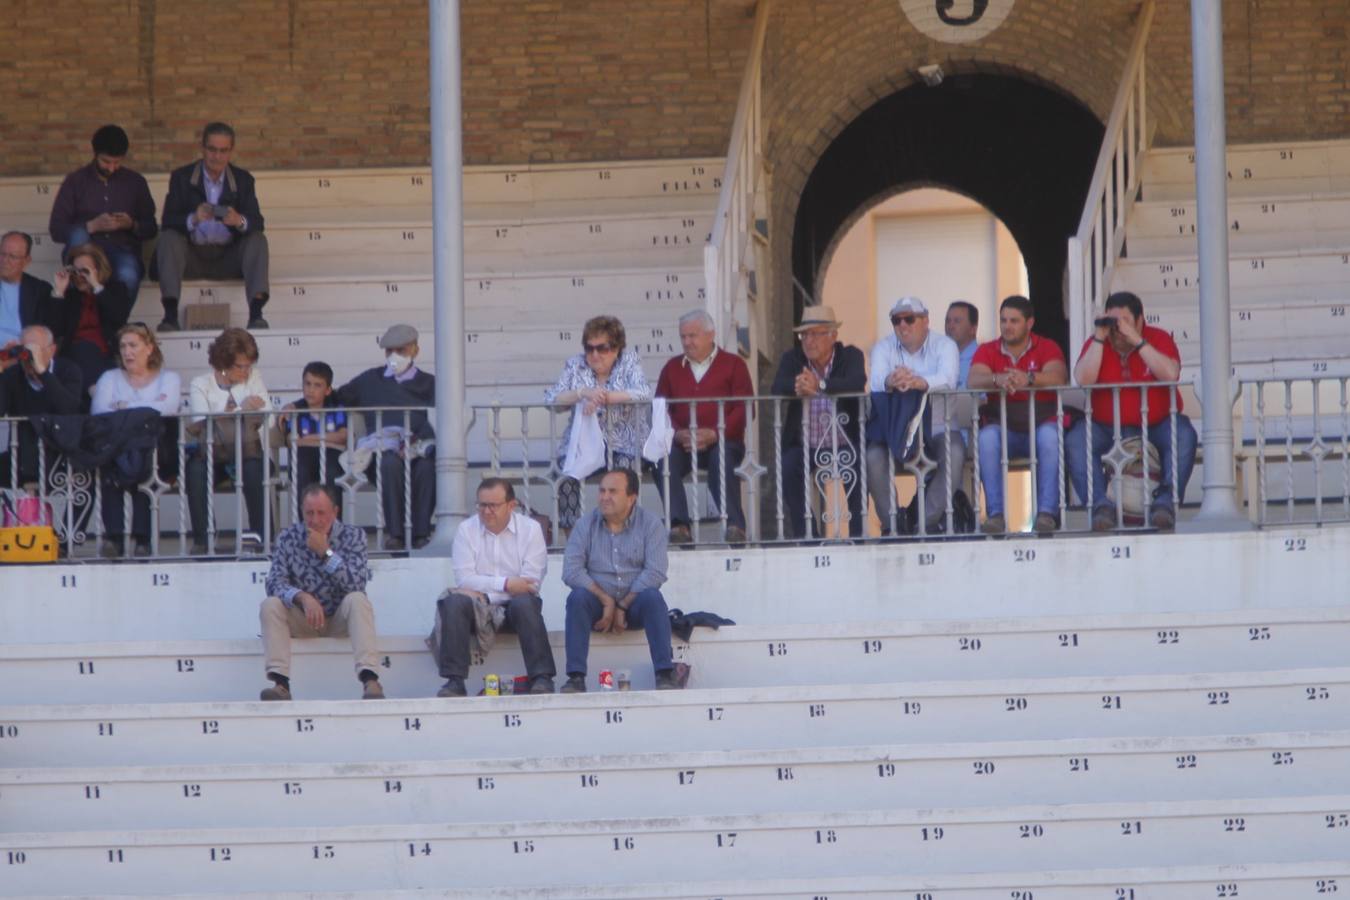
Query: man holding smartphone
155 121 270 332
48 125 158 304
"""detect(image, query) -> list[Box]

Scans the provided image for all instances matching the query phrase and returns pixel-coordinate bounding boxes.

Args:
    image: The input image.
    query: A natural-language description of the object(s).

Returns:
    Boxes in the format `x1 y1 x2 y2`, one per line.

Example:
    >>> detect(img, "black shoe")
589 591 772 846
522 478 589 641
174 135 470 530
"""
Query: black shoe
412 536 431 550
246 316 269 330
654 670 681 691
157 316 180 333
559 674 586 694
260 682 292 701
1091 504 1115 532
437 676 467 698
529 675 556 694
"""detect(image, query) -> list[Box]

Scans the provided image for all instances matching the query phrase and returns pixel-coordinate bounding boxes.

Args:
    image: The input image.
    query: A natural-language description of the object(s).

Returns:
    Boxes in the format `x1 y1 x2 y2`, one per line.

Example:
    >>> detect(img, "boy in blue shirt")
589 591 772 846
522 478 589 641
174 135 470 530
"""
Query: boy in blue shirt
281 362 348 514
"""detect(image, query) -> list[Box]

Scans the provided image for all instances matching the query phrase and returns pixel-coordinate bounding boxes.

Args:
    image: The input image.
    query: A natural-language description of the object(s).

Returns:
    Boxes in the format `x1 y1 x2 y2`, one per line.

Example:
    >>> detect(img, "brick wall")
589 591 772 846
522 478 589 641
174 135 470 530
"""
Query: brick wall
0 0 753 177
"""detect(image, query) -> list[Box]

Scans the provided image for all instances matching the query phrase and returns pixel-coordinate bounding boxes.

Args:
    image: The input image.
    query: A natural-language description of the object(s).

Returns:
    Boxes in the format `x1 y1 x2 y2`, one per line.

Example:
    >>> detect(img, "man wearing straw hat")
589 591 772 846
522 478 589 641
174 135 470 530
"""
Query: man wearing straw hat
769 305 868 539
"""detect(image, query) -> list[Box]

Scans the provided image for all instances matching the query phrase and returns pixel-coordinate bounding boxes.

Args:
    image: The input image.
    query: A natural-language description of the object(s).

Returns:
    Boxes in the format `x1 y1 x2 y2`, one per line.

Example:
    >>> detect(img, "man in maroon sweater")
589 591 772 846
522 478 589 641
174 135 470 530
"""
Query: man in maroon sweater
654 310 754 543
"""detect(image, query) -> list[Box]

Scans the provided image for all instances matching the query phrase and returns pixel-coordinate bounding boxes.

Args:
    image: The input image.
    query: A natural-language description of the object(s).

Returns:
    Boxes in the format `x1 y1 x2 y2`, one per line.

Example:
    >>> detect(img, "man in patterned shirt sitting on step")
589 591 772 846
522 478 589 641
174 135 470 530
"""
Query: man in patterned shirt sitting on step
260 483 384 701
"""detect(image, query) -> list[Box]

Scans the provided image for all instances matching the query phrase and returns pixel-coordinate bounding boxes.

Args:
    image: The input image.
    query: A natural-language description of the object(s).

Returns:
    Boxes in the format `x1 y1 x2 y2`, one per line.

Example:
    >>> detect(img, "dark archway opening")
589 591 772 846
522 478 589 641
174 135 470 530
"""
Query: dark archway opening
792 73 1104 348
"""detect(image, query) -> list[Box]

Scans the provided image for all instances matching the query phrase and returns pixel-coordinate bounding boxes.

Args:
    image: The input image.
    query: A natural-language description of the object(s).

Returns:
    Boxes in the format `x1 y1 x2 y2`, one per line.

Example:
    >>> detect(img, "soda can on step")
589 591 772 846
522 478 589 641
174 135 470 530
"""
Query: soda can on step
598 669 615 691
616 670 632 691
484 674 501 696
513 675 529 696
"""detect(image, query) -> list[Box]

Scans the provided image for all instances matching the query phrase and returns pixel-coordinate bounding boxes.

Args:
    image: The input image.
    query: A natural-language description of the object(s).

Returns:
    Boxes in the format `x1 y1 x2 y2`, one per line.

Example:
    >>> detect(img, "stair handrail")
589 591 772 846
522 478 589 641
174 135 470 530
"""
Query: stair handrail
1066 0 1157 355
705 0 773 356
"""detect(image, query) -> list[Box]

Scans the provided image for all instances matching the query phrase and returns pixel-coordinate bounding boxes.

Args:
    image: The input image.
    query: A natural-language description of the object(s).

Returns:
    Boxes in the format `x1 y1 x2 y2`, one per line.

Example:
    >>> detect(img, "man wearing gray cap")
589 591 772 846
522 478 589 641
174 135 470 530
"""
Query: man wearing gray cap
866 297 963 534
336 323 437 549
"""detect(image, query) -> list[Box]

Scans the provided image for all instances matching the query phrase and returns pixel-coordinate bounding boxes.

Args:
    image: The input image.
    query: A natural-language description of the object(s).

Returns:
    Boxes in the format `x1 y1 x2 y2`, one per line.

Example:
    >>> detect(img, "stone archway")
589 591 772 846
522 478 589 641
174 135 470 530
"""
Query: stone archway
790 72 1104 347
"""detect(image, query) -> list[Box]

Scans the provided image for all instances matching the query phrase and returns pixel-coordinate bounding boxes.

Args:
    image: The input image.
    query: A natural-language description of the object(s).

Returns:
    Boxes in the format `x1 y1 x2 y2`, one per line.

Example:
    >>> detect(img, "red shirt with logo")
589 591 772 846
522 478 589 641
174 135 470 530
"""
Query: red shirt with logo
1077 324 1183 427
971 334 1066 406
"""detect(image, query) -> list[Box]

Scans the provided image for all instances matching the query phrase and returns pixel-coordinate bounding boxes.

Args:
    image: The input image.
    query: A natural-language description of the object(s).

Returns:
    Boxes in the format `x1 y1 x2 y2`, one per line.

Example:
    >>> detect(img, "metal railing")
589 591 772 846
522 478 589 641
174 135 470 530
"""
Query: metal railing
9 376 1350 561
704 0 773 361
478 383 1197 546
1240 373 1350 527
1 404 431 560
1065 0 1156 353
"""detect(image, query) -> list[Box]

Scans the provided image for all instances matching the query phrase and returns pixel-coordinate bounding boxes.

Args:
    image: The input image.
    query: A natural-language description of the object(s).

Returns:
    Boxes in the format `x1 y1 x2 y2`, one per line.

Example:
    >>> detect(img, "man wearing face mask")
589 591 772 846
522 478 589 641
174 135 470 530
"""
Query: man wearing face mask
336 324 436 550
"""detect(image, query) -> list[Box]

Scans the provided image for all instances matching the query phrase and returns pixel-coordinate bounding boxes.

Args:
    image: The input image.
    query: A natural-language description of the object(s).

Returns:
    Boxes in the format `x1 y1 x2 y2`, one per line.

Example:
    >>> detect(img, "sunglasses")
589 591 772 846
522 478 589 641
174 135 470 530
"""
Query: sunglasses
584 342 614 354
890 314 919 326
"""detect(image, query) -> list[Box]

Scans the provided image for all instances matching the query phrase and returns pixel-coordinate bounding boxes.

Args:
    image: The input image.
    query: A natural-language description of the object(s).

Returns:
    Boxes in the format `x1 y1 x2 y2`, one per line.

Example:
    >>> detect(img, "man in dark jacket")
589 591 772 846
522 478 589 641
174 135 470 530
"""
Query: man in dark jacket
769 305 868 539
0 232 54 366
336 324 436 550
155 122 270 332
47 125 158 304
0 325 82 487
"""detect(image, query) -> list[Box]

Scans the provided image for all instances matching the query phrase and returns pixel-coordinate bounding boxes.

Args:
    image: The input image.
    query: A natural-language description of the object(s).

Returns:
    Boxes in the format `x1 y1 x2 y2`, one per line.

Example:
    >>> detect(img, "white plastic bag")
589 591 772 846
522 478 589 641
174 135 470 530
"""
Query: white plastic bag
642 398 675 463
562 409 607 479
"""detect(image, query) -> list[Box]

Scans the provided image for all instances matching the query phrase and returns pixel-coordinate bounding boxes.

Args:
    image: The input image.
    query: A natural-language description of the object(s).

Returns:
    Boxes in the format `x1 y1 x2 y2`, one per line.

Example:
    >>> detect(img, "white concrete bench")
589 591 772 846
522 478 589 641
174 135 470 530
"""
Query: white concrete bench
1142 139 1350 201
4 796 1349 895
7 731 1347 832
3 667 1346 767
6 607 1349 705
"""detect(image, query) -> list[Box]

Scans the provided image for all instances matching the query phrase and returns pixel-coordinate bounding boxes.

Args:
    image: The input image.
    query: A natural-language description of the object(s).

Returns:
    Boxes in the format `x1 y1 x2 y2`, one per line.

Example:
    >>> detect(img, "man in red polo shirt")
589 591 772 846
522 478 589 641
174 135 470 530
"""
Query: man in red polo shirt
654 309 754 543
1067 291 1197 531
969 295 1070 534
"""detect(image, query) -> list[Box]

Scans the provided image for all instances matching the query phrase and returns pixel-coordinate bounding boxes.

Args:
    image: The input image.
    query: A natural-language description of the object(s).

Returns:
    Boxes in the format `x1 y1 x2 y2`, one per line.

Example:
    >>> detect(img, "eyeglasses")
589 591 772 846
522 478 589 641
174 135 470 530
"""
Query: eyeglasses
798 328 833 341
74 268 94 277
476 500 510 511
890 315 919 326
584 342 614 354
0 252 26 262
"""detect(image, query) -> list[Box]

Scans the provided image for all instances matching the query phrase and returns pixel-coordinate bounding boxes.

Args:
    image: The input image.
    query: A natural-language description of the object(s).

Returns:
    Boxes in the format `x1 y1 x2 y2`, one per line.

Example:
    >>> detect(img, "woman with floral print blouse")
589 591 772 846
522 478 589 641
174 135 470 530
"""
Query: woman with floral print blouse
545 315 652 530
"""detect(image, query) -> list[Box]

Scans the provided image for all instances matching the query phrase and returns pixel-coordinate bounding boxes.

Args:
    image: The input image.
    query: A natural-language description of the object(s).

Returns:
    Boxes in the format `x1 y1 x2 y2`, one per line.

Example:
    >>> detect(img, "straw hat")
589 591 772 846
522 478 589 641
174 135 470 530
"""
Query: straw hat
793 305 843 332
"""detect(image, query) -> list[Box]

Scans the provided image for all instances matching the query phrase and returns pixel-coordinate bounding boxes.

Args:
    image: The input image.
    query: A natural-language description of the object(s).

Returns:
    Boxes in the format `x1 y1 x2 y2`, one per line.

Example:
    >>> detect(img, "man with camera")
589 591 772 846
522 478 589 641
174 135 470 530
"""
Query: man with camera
155 122 270 332
47 125 158 305
0 325 83 487
1066 291 1196 531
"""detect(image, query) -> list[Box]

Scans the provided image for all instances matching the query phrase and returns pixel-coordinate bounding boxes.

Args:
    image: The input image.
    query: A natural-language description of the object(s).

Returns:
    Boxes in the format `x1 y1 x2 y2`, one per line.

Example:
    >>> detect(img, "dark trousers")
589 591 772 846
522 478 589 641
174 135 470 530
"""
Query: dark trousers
781 444 864 539
293 445 343 514
101 480 151 543
436 592 557 680
62 340 113 410
375 453 434 540
155 229 270 302
655 440 746 529
1065 415 1199 509
564 587 673 676
187 453 264 542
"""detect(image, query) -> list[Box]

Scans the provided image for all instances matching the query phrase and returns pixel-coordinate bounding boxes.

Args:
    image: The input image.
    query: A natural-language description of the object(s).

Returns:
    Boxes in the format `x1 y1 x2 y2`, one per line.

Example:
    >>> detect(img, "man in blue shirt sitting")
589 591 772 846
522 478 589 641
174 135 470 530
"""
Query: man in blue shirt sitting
560 468 679 692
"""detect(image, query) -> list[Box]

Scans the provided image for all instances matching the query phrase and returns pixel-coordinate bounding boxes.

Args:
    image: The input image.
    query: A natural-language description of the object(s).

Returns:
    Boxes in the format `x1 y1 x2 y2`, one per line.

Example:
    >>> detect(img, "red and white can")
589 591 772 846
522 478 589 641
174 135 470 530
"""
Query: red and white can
598 669 615 691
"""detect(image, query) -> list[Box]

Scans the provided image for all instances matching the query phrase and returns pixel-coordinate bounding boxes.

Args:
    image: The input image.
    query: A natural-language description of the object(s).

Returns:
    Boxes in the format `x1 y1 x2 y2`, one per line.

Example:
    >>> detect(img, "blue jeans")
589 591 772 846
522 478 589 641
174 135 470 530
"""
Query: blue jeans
564 587 673 676
977 421 1061 517
64 226 142 303
1065 415 1198 509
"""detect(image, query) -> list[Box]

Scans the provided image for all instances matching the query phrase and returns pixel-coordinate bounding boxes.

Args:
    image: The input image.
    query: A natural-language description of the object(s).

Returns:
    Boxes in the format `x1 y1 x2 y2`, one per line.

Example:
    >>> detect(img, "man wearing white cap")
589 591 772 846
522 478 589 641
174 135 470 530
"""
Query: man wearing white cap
336 323 436 549
866 297 963 533
769 305 868 539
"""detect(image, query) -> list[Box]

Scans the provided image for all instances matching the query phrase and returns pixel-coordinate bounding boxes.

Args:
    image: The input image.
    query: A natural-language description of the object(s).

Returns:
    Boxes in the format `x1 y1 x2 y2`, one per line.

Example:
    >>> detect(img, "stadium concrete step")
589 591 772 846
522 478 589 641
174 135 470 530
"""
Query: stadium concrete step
7 731 1347 832
3 667 1346 768
1125 193 1350 256
126 265 706 332
4 796 1348 895
67 863 1350 900
1112 248 1350 297
8 608 1349 706
1141 139 1350 201
0 159 724 219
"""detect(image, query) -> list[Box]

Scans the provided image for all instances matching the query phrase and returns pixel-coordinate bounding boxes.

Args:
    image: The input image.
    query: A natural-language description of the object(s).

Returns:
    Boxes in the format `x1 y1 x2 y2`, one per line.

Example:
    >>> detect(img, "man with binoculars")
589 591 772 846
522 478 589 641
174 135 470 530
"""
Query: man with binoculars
155 122 271 332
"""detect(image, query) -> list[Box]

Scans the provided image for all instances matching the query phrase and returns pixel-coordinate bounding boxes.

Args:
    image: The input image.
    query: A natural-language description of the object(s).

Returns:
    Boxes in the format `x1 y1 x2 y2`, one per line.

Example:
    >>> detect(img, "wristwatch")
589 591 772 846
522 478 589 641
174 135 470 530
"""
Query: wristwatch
323 548 334 561
1027 371 1037 387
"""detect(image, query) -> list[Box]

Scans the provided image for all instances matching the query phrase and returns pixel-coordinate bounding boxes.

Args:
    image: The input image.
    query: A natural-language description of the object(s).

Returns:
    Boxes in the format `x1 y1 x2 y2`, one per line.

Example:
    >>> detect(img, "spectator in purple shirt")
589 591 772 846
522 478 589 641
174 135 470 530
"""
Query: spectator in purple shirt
47 125 158 305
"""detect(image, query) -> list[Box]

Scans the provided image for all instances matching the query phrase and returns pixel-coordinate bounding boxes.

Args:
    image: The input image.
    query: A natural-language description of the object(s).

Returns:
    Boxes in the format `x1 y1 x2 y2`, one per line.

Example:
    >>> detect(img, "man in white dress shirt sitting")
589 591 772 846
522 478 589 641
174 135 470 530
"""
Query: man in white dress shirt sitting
435 477 557 697
865 296 964 534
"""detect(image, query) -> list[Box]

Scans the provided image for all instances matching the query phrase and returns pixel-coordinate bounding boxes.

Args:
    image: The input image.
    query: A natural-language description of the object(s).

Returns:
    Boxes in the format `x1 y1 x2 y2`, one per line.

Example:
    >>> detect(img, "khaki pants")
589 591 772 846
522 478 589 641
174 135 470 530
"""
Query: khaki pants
260 592 379 679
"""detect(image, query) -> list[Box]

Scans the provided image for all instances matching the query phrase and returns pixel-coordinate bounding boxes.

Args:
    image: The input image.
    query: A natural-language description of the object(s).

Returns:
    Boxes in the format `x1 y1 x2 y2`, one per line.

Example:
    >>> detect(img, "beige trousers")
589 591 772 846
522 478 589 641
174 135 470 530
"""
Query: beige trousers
260 592 379 679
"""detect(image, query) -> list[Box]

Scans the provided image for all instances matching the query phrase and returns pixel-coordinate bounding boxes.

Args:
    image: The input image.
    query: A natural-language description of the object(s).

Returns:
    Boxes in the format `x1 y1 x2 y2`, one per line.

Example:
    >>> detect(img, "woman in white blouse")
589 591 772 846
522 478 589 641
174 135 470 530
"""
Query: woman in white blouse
91 323 182 556
185 327 270 555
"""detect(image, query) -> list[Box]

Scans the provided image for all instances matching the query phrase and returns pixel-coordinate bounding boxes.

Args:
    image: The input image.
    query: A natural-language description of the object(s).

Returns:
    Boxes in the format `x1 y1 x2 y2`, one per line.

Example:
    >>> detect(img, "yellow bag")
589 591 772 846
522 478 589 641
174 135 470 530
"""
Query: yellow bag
0 526 59 563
